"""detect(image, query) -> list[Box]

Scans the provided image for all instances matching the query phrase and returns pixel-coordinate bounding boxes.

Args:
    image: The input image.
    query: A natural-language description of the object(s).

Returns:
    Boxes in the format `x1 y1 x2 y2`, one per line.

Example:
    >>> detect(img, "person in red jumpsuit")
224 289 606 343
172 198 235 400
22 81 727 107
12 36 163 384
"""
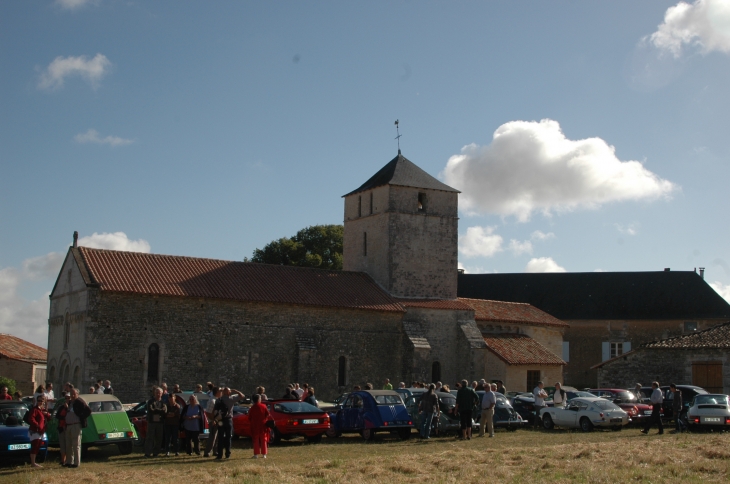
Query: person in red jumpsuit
248 394 271 459
28 394 51 468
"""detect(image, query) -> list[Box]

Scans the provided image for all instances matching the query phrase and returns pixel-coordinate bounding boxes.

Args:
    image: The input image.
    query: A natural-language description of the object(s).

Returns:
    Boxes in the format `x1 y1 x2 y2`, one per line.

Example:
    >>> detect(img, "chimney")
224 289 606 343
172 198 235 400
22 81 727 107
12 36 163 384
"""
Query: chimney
699 267 705 279
664 268 670 272
73 231 78 248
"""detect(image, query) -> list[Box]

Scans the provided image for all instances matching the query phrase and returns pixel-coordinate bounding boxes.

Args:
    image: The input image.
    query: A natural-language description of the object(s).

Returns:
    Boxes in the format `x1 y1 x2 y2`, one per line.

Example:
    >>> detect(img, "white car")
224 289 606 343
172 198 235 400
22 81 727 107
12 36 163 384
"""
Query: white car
540 397 629 431
687 394 730 431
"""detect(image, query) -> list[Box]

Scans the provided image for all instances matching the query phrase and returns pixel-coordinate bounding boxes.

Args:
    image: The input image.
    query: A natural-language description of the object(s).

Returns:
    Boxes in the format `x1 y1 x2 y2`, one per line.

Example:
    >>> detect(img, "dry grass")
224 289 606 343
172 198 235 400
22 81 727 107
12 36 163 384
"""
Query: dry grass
1 429 729 483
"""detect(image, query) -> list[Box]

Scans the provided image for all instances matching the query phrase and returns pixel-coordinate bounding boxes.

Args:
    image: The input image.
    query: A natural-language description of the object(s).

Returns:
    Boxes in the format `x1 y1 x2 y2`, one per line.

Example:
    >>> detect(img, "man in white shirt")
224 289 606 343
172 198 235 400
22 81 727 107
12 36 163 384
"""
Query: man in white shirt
204 387 221 457
294 383 304 399
533 381 548 428
641 381 664 435
553 382 566 408
480 384 497 437
44 382 55 404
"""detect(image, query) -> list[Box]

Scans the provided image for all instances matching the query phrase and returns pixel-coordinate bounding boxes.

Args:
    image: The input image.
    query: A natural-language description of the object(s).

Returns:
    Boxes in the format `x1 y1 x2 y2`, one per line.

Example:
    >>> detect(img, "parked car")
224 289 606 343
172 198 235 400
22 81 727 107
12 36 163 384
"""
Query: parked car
396 388 463 434
638 385 705 421
0 401 48 463
46 394 136 455
233 399 329 444
540 397 629 431
508 393 554 425
319 393 349 413
474 391 524 431
566 390 597 401
589 388 654 425
686 394 730 431
327 390 413 440
131 392 211 445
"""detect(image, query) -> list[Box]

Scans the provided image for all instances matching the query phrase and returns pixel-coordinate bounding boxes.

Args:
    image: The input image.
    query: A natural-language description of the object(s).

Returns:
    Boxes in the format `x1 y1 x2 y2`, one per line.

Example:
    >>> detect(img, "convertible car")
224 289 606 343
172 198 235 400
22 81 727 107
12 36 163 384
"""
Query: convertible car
687 394 730 431
0 401 48 463
327 390 413 440
233 399 329 444
540 397 629 431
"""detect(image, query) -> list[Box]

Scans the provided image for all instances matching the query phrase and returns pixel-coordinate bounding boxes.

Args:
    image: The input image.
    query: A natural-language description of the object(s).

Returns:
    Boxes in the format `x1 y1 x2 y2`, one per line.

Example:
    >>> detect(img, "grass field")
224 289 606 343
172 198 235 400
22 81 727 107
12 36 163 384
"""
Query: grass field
1 428 729 483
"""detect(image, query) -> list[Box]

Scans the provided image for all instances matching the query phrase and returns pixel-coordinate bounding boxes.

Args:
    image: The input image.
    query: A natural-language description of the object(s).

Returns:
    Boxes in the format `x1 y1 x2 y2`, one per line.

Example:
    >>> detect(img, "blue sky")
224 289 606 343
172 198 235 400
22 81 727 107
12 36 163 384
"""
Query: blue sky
2 0 730 346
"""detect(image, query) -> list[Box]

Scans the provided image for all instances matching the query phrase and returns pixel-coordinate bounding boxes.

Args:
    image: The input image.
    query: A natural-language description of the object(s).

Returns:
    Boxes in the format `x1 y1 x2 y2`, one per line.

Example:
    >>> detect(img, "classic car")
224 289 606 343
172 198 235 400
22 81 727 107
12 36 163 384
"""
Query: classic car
327 390 413 440
540 397 629 431
46 394 136 454
0 402 48 463
686 394 730 431
508 393 554 425
233 399 329 444
396 388 463 434
474 391 525 430
637 385 704 421
589 388 654 424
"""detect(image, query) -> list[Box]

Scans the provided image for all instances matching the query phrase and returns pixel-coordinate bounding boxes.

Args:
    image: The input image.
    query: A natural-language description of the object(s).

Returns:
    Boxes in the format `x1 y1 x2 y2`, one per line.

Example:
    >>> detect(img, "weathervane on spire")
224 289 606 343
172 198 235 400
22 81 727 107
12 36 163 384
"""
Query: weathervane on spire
394 119 402 154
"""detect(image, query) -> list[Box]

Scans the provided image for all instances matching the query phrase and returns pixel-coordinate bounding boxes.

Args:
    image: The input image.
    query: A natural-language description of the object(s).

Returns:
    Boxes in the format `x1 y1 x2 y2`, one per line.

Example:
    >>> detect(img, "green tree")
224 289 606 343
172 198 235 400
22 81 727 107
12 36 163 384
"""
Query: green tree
249 224 343 270
0 376 17 396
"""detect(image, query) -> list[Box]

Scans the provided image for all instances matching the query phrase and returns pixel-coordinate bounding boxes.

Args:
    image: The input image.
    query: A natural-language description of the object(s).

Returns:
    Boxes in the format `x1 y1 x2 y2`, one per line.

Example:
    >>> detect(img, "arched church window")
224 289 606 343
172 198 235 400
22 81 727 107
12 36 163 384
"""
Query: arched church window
63 313 70 349
48 366 56 384
363 232 367 256
147 343 160 382
337 356 347 387
72 366 80 389
432 361 441 383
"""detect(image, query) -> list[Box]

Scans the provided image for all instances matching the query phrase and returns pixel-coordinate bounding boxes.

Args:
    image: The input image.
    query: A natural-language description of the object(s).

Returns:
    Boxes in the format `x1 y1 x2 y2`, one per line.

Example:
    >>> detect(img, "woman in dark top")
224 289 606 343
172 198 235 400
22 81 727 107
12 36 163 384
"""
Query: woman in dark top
180 395 206 455
304 388 318 407
163 394 182 456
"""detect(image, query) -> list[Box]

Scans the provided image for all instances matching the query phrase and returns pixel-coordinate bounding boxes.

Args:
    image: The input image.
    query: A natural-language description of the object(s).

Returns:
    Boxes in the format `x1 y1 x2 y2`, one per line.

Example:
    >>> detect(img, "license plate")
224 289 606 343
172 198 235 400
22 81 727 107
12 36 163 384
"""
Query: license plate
610 418 622 423
8 444 31 450
302 419 319 424
106 432 124 439
644 411 652 415
703 417 722 423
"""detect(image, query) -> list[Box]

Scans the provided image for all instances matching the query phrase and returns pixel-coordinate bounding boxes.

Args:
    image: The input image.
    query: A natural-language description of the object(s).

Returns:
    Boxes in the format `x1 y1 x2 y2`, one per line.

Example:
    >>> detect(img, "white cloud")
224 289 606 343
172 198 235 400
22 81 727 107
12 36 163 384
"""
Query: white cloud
531 230 555 241
525 257 567 273
709 281 730 303
38 53 111 90
458 226 503 258
56 0 98 9
0 232 150 346
75 129 134 147
615 223 640 236
647 0 730 58
442 119 677 222
508 239 533 256
78 232 151 252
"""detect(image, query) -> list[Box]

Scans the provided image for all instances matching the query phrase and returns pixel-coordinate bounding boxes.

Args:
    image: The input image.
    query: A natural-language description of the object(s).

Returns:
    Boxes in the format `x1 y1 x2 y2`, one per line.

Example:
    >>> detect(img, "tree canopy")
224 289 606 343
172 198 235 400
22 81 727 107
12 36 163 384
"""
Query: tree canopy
249 224 343 270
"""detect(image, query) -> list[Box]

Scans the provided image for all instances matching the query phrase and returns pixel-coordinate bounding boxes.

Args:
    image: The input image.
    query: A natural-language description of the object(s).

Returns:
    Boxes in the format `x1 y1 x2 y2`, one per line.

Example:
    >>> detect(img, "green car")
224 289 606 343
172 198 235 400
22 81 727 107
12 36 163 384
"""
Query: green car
47 394 137 455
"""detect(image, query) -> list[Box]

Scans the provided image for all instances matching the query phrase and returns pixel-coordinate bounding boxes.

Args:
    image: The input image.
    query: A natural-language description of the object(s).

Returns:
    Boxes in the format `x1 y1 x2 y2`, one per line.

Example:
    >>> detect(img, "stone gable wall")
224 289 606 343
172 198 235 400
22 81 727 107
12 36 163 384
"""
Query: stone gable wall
82 292 406 402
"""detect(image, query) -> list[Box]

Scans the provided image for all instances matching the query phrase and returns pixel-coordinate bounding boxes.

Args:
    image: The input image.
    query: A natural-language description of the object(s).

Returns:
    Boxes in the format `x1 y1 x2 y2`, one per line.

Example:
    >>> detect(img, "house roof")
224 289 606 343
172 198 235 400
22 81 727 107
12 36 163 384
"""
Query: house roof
483 334 566 366
343 152 459 197
458 272 730 320
642 321 730 350
0 334 47 364
458 298 568 328
74 247 404 313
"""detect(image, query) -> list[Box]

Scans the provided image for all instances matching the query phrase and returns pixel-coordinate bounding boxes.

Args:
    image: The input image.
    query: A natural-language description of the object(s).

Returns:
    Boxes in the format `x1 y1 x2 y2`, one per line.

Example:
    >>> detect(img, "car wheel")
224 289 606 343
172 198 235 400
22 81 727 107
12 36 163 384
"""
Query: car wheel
542 414 554 430
306 434 323 444
269 428 282 445
118 441 133 455
325 426 340 438
397 428 411 440
360 428 375 441
580 417 593 432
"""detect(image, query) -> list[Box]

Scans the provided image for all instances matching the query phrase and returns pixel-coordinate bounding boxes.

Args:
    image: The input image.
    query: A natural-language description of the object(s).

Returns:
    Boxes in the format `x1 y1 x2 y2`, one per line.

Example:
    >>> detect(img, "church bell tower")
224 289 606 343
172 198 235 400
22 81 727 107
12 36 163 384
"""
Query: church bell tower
342 151 459 299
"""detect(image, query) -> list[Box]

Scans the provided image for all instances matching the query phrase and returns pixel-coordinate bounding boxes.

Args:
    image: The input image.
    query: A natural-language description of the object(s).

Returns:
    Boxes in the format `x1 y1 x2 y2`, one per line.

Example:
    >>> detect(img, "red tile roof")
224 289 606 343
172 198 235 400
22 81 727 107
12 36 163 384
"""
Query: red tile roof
77 247 404 313
483 334 566 366
396 299 474 310
0 334 47 363
642 321 730 349
459 298 568 328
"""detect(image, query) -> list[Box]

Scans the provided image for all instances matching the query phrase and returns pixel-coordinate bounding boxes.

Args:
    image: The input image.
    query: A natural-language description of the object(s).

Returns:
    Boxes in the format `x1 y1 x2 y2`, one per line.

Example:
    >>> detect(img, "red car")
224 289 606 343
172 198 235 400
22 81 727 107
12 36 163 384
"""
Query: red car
131 394 211 444
233 400 329 444
590 389 658 424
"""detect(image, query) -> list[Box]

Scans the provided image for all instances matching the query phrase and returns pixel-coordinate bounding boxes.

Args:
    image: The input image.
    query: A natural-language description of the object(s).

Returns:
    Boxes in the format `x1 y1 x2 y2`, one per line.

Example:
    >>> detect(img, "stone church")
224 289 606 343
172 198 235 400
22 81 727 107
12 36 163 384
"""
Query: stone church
47 152 567 402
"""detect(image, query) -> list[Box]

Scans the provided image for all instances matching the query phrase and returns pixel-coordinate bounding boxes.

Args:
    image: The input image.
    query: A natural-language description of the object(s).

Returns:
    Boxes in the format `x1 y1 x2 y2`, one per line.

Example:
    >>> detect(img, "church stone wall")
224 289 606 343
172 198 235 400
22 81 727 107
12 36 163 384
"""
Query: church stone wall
83 292 406 402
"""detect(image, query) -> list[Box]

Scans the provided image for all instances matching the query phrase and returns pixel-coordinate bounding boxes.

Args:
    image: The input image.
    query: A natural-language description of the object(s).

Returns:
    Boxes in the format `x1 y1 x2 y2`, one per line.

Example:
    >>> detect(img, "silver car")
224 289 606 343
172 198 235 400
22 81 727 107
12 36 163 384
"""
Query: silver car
687 394 730 431
540 397 629 431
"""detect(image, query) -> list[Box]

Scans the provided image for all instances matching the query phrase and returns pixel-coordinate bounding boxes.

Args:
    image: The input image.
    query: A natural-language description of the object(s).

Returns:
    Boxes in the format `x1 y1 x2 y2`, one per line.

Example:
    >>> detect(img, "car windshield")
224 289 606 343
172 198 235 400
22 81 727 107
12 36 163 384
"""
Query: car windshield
0 406 28 425
613 391 635 401
374 395 403 405
88 400 123 412
592 400 621 411
569 391 596 399
694 395 729 405
273 402 321 413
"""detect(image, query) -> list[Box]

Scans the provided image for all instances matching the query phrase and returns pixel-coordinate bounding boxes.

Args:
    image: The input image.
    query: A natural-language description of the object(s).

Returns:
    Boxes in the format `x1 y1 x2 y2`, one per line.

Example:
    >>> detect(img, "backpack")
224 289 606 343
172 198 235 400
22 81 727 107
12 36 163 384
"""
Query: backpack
22 409 32 425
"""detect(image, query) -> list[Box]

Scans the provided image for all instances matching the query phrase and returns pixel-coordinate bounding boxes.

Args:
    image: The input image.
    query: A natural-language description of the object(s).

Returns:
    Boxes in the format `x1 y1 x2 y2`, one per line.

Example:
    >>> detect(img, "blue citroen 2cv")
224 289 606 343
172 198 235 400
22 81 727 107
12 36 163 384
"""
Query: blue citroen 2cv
327 390 414 440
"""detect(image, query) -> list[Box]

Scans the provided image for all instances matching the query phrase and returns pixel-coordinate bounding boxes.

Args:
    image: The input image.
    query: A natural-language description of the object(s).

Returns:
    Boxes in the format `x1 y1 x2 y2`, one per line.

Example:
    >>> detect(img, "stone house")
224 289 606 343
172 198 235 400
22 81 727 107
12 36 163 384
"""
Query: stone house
47 152 568 402
593 321 730 393
458 271 730 388
0 333 48 395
